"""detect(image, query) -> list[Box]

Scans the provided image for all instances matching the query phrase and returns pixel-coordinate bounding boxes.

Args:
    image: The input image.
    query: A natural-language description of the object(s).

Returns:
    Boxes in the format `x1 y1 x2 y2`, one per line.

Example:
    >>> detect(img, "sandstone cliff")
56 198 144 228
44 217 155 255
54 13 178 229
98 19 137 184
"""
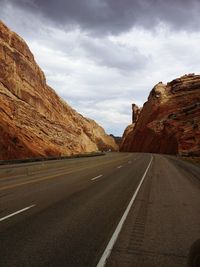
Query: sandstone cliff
0 21 118 160
120 74 200 156
120 104 141 150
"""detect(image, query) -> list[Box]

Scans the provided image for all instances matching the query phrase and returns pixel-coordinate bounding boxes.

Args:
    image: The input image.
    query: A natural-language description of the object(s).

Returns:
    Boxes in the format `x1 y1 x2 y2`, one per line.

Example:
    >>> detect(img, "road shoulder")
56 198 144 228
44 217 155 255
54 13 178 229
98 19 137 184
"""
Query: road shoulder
106 155 200 267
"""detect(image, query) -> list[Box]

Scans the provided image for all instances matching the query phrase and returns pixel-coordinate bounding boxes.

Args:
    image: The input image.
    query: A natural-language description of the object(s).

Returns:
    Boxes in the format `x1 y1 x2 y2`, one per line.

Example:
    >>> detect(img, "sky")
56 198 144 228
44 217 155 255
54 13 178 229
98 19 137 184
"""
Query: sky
1 0 200 136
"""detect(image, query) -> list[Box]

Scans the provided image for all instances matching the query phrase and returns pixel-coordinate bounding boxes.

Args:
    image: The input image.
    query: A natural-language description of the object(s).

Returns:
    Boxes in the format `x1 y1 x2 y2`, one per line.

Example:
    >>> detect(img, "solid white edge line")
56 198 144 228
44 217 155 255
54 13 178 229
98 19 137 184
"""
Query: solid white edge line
91 175 103 181
96 156 153 267
0 205 36 222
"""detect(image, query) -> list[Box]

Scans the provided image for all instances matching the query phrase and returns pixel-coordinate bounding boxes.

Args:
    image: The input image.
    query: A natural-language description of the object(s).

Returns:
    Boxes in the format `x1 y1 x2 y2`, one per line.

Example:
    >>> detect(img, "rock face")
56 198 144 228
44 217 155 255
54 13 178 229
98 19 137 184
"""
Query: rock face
120 104 140 150
132 104 141 124
0 21 118 160
120 74 200 156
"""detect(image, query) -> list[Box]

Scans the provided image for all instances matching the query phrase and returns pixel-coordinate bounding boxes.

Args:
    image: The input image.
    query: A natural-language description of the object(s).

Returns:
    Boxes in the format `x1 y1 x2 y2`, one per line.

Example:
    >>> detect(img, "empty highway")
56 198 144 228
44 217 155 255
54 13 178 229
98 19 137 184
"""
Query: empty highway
0 153 200 267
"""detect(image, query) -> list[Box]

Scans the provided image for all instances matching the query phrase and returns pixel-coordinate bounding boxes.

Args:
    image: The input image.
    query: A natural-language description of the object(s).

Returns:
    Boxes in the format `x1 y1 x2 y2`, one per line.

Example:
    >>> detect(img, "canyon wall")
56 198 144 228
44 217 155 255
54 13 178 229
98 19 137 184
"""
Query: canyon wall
0 21 118 160
120 74 200 156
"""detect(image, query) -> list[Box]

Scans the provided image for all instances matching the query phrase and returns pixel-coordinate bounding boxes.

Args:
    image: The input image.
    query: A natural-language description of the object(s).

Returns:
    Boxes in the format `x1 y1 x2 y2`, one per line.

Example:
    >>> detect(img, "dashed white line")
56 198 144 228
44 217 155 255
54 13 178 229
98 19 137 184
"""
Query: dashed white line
91 174 103 181
0 205 36 222
117 165 122 169
96 156 153 267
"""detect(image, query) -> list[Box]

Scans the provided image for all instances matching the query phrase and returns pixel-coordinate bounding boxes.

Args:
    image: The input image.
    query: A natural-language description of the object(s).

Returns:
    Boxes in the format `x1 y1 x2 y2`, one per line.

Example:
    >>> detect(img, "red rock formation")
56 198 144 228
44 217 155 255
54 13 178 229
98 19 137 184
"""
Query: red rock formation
120 104 140 150
120 74 200 156
0 21 118 160
132 104 141 124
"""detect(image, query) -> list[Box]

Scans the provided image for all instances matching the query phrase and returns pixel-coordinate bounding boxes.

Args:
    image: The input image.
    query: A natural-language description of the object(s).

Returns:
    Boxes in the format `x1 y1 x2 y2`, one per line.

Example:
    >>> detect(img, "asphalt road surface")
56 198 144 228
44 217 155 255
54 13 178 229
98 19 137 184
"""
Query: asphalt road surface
0 153 200 267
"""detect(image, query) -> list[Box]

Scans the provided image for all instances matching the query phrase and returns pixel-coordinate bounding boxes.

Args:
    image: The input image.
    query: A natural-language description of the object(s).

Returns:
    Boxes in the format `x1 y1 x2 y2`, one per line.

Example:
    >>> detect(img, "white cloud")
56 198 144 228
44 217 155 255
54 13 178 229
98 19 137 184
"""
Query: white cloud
1 4 200 136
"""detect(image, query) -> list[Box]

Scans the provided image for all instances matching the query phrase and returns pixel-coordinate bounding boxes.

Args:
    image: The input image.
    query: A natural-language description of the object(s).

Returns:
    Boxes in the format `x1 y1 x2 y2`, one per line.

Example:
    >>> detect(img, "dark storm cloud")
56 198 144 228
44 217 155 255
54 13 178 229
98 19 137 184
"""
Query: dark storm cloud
81 37 148 71
1 0 200 34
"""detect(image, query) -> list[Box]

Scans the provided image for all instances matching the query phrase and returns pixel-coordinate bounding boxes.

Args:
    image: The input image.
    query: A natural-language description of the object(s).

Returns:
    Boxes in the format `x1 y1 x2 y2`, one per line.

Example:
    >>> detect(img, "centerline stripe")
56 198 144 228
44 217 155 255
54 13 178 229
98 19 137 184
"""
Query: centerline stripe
0 170 75 192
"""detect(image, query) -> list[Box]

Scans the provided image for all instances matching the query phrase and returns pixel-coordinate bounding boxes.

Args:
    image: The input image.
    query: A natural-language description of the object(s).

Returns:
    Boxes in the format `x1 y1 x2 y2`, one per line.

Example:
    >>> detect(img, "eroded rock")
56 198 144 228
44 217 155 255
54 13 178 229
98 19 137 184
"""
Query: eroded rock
0 21 118 160
120 75 200 156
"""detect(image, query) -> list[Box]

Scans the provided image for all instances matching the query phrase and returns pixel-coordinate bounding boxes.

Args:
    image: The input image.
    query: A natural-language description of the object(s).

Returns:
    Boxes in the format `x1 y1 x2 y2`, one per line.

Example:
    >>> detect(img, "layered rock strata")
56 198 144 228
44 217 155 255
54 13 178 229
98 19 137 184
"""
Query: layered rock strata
120 74 200 156
0 21 118 160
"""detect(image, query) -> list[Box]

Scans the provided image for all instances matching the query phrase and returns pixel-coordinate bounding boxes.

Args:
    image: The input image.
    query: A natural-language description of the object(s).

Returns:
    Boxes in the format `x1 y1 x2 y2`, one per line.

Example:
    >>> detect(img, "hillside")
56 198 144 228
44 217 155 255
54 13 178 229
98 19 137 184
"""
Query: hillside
0 21 118 160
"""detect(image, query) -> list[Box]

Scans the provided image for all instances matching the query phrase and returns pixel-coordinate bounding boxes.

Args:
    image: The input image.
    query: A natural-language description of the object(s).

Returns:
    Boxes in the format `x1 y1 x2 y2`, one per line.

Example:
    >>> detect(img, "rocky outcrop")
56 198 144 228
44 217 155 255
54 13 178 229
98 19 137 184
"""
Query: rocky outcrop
132 104 141 124
120 104 140 150
0 21 118 160
120 74 200 156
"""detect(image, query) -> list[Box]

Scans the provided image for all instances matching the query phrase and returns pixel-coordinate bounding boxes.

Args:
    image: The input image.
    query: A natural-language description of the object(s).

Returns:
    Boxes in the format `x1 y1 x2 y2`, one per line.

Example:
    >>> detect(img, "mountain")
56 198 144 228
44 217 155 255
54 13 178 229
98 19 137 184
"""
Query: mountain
120 74 200 156
109 134 122 146
0 21 118 160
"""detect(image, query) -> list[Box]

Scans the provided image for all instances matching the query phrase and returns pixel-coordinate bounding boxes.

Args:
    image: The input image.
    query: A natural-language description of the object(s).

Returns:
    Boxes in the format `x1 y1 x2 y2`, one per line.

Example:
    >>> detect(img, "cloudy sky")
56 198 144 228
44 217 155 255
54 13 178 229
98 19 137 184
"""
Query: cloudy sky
1 0 200 136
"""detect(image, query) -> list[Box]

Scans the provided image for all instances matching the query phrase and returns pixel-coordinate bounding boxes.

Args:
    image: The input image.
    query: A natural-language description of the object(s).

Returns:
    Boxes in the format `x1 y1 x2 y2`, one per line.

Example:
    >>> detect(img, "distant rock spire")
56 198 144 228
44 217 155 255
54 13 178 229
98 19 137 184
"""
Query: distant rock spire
132 104 140 124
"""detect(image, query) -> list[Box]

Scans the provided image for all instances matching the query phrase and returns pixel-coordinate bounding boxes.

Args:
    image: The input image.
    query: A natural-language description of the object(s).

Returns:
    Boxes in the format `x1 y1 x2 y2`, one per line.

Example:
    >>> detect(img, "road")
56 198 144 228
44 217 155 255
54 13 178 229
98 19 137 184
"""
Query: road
0 153 200 267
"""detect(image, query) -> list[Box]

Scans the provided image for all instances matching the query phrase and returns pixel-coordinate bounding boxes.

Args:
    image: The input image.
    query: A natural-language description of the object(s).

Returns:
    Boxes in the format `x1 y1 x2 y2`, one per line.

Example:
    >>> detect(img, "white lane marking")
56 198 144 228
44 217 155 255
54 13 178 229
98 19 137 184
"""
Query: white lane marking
96 156 153 267
0 205 35 222
91 175 103 181
117 165 122 169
